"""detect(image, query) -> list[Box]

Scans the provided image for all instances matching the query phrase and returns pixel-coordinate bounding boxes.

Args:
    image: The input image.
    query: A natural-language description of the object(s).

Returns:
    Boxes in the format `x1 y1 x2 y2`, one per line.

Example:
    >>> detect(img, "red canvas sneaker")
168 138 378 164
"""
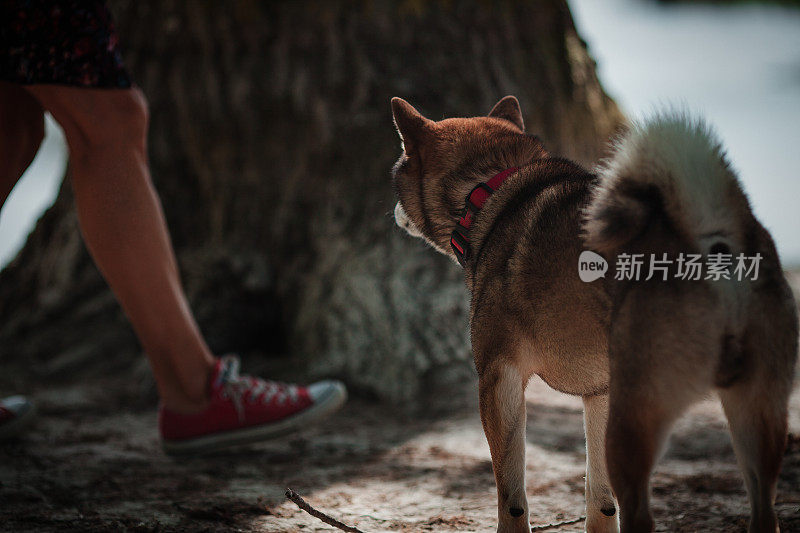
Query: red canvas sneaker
0 395 36 441
159 355 347 455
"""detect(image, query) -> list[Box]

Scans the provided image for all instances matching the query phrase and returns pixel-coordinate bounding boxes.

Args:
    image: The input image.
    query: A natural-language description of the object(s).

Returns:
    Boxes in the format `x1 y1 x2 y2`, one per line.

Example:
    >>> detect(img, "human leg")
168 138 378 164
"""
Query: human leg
24 84 214 413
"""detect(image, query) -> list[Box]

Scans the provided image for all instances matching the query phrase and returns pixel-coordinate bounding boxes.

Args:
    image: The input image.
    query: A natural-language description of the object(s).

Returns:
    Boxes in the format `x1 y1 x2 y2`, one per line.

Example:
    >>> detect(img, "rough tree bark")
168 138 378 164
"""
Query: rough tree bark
0 0 622 403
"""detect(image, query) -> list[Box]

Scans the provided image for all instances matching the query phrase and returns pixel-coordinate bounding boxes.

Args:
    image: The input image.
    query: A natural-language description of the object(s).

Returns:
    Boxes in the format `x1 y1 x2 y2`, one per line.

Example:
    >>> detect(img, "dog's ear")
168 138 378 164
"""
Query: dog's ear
391 97 432 154
488 95 524 132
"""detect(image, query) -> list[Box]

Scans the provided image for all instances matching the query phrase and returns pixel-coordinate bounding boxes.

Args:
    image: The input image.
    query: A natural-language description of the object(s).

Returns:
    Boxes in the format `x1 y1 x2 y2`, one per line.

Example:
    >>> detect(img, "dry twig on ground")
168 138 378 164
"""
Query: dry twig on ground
286 488 585 533
285 488 366 533
530 514 586 531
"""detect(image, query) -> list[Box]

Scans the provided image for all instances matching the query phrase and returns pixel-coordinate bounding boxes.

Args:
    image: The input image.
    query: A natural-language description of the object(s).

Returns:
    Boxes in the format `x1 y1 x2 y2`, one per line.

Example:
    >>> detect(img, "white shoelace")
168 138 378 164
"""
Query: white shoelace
217 356 301 421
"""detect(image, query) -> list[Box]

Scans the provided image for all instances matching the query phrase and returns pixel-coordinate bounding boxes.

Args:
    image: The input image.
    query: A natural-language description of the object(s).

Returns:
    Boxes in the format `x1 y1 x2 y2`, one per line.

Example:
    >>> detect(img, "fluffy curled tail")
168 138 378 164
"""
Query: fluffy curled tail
584 112 749 255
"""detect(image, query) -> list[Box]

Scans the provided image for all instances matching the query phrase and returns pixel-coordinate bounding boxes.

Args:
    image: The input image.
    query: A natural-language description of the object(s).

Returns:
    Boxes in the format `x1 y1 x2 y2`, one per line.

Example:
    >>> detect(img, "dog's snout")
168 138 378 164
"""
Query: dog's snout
393 202 406 226
394 202 422 237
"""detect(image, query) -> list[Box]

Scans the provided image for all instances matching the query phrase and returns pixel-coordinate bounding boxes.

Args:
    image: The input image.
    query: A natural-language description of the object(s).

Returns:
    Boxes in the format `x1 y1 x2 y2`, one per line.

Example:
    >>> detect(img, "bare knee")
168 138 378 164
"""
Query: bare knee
65 88 150 159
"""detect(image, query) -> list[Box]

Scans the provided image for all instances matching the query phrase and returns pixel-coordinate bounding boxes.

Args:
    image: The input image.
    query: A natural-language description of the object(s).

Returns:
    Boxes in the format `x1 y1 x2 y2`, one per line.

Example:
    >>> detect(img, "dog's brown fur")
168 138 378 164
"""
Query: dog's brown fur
389 96 797 533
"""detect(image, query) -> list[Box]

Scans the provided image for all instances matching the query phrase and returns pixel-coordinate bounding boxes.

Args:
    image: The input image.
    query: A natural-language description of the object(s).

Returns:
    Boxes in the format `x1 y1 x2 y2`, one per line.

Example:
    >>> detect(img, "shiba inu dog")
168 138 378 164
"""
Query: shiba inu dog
389 95 797 533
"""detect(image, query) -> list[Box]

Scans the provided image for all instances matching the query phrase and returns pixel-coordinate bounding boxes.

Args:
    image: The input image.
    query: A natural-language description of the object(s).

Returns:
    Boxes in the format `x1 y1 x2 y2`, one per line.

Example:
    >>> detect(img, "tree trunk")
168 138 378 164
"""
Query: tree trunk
0 0 622 403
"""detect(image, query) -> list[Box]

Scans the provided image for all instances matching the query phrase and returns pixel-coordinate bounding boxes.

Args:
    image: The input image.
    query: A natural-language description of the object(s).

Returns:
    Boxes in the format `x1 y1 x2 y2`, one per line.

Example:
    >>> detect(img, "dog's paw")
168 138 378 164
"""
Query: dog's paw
496 521 530 533
496 508 530 533
585 512 620 533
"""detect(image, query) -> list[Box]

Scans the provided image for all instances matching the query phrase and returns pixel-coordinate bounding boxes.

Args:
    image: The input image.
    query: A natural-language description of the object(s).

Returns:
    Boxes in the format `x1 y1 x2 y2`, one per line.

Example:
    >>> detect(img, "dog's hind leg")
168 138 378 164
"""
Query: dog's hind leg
583 393 619 533
718 279 797 533
719 373 790 533
604 282 721 532
478 359 529 533
605 386 677 533
605 353 703 533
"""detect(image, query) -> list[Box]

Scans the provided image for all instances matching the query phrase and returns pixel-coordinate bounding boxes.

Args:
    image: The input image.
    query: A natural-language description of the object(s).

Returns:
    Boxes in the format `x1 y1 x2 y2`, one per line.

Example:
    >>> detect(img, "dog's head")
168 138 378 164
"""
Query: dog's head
390 96 546 259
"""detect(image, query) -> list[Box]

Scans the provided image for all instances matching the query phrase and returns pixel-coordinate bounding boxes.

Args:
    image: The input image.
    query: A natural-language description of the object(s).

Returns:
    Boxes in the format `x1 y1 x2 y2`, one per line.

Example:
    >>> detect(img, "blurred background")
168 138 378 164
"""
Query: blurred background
3 0 799 268
571 0 800 265
1 2 799 532
1 0 799 404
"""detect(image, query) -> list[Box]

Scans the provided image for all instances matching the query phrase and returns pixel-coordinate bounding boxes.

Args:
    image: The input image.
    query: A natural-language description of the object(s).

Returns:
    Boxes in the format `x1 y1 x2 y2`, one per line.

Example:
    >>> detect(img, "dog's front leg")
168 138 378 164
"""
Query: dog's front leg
583 394 619 533
478 360 529 533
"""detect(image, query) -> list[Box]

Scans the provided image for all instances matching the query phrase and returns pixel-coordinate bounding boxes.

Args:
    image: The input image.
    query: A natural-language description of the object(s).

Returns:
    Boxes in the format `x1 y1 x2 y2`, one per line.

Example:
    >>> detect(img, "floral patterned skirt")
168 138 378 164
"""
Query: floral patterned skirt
0 0 132 88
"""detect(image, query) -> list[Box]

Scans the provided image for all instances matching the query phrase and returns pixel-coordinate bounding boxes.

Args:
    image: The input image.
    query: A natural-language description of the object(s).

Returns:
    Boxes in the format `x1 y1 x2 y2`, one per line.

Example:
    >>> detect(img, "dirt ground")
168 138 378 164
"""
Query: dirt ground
2 275 800 533
1 366 800 533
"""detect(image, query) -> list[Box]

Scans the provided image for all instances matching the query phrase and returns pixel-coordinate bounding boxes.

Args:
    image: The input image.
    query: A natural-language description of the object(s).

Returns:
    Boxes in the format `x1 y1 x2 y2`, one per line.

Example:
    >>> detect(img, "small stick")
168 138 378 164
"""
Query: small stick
285 488 367 533
285 488 583 533
530 515 586 531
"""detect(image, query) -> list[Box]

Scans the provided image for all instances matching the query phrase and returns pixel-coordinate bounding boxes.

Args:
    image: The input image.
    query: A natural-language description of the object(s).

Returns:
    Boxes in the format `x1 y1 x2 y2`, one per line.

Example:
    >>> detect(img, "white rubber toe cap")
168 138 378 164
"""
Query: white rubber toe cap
1 395 34 416
0 395 36 440
307 380 347 404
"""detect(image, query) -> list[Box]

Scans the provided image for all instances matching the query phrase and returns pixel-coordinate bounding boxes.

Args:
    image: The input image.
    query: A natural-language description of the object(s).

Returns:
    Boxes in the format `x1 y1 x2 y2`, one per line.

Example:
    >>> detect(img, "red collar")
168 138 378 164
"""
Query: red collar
450 167 519 267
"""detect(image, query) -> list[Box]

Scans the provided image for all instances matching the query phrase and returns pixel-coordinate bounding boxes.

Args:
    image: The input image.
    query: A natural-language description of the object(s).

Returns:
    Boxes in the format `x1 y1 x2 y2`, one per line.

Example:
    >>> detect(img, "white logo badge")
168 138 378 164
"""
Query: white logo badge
578 251 608 282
